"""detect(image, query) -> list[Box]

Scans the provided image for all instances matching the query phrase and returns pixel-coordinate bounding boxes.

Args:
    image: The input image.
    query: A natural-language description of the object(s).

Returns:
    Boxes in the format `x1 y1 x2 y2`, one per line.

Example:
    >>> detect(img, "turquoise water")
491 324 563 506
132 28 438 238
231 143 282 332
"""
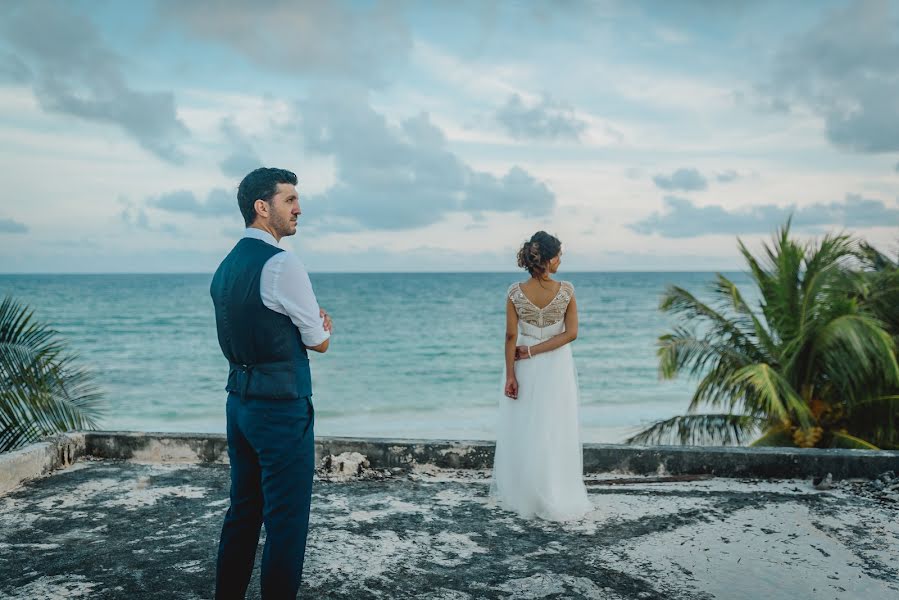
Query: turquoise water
0 272 753 442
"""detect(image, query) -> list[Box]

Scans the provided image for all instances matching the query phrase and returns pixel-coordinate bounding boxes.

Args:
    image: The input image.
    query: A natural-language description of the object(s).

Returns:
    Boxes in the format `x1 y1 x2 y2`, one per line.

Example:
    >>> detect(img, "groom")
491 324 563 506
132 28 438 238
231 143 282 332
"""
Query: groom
211 167 332 599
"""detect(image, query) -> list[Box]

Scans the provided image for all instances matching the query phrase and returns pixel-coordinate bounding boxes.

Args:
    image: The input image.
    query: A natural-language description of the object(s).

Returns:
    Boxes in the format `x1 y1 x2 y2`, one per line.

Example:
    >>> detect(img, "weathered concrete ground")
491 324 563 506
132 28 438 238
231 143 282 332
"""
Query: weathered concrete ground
1 459 897 600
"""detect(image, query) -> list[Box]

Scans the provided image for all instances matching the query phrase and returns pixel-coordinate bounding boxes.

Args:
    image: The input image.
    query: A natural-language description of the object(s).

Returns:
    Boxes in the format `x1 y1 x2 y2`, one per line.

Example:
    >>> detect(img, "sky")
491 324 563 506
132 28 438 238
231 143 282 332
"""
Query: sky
0 0 897 273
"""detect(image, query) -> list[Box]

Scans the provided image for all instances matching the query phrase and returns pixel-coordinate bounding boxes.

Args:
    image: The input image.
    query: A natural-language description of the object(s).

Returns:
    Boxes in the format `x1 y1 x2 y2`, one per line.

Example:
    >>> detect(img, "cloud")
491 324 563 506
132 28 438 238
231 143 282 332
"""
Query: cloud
298 90 555 230
220 154 263 180
218 118 263 179
495 93 588 141
149 189 235 219
0 51 30 83
625 167 645 180
0 1 189 163
760 0 899 153
156 0 411 87
464 166 553 215
119 206 179 235
715 170 740 183
0 218 27 233
630 194 899 238
895 161 899 173
652 168 707 191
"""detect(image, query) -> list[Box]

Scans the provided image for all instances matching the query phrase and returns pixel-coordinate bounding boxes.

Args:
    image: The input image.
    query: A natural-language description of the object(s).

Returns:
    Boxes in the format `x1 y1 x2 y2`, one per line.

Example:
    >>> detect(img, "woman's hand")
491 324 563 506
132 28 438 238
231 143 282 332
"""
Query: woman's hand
320 308 333 333
514 345 532 361
504 377 519 400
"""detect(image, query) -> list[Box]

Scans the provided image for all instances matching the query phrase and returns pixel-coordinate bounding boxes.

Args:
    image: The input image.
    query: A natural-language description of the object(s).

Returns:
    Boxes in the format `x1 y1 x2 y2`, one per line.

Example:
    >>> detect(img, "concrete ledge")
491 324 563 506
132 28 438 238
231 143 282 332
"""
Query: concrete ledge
581 443 899 479
81 432 899 479
316 436 495 470
0 433 85 496
85 431 229 463
3 431 899 497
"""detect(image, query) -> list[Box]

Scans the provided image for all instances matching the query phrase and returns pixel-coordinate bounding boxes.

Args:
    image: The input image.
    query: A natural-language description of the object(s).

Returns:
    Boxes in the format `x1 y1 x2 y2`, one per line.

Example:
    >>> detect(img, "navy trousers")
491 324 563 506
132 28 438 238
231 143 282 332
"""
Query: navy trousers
215 393 315 599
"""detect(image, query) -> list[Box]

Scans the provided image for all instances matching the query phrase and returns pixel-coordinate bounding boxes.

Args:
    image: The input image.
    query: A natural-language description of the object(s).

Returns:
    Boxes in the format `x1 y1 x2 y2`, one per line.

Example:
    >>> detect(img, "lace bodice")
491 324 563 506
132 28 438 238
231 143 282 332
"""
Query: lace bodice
507 281 574 329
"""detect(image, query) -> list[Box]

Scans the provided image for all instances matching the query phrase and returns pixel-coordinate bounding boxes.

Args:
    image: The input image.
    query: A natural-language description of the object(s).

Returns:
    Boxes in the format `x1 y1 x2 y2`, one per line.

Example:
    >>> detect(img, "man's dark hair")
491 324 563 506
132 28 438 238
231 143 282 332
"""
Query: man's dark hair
237 167 298 227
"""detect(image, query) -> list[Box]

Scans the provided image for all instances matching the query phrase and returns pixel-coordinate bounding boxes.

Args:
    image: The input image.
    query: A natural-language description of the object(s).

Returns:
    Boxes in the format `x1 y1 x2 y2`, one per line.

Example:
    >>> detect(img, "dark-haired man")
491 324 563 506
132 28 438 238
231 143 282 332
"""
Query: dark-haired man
211 167 332 599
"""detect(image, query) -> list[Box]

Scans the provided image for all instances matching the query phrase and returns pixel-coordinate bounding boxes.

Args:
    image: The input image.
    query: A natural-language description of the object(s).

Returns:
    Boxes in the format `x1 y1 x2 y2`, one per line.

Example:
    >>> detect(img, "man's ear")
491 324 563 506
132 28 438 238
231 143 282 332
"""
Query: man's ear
254 199 267 219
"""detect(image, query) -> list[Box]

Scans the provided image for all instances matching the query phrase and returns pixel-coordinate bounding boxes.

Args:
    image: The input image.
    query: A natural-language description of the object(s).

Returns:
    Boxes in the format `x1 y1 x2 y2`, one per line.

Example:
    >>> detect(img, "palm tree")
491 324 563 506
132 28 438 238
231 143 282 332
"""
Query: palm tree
857 240 899 340
852 241 899 448
627 221 899 449
0 296 103 452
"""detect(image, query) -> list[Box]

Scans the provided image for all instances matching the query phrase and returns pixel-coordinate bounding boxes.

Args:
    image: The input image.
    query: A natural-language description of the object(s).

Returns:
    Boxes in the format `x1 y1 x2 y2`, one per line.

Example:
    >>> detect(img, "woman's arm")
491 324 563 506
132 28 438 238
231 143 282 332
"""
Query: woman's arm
306 338 330 353
504 299 519 399
521 295 578 358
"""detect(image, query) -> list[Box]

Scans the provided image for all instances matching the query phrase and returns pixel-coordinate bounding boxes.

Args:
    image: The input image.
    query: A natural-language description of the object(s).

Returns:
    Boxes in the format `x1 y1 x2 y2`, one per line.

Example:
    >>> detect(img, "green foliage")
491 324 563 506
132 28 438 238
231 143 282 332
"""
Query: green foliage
0 296 103 452
628 222 899 448
852 241 899 447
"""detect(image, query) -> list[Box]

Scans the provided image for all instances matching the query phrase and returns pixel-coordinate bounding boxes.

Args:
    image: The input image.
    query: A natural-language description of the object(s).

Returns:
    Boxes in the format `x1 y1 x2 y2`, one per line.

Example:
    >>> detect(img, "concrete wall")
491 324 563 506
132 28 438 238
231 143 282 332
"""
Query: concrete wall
581 443 899 479
3 431 899 496
85 432 899 479
86 431 228 464
0 433 85 496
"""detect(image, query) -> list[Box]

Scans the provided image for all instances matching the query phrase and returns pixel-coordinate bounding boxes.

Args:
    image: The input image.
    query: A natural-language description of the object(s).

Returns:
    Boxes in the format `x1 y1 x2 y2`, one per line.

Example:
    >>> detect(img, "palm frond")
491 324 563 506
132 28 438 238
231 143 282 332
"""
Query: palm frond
688 362 759 414
841 394 899 450
856 243 899 338
813 314 899 403
766 222 805 337
0 296 103 452
856 394 899 405
710 273 777 358
799 233 858 327
659 286 762 360
749 425 794 447
829 431 879 450
626 413 761 446
727 363 813 428
738 237 775 302
657 327 753 381
857 241 898 272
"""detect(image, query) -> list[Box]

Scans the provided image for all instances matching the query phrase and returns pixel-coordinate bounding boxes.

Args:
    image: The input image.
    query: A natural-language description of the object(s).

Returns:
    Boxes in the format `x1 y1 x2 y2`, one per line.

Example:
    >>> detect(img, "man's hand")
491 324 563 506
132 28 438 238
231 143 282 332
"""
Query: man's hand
504 377 519 400
514 345 531 361
320 308 333 333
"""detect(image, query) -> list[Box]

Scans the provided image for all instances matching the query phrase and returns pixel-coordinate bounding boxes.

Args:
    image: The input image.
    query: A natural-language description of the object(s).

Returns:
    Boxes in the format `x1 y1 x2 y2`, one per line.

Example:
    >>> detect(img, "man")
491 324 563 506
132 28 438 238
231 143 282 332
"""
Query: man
211 167 332 599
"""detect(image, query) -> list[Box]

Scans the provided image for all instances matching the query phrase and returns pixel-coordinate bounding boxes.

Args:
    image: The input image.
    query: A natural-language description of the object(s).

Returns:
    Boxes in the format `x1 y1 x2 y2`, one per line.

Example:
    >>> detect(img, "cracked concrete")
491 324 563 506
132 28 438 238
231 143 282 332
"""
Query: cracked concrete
1 459 897 599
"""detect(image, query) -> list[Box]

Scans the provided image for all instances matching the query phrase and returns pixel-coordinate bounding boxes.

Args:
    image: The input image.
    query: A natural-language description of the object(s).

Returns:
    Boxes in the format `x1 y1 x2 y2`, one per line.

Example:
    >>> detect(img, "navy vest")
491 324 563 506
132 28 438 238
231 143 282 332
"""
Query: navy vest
210 237 312 400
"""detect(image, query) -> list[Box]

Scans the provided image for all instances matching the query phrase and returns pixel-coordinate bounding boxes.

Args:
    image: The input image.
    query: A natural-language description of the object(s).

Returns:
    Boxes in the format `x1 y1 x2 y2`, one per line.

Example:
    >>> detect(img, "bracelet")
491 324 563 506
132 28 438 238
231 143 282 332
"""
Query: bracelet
527 346 532 358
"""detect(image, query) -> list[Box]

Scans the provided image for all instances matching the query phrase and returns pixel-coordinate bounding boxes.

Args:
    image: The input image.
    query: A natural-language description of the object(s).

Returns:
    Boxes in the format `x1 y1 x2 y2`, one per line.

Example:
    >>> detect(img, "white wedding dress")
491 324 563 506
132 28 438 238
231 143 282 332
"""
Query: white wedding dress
490 280 593 521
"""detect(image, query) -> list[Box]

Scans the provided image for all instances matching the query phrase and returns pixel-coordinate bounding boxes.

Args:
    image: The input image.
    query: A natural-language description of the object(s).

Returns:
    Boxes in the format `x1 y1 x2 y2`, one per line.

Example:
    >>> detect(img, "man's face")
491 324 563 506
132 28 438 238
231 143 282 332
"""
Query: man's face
268 183 301 238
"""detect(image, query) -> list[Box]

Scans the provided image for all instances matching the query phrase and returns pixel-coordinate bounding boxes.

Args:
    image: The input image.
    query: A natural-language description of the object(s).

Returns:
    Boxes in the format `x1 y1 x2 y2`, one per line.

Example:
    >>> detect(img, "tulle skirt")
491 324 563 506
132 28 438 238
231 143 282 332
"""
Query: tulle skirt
490 341 592 521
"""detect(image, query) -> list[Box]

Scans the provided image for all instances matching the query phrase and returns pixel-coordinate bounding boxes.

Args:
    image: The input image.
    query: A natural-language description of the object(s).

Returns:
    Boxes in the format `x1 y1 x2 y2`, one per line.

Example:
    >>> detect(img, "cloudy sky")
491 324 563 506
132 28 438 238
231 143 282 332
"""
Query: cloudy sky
0 0 897 273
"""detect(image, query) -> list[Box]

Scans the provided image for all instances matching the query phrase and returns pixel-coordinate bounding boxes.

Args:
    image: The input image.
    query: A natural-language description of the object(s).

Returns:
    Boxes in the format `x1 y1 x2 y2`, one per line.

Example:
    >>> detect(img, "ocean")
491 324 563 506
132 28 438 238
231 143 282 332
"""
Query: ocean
0 272 754 443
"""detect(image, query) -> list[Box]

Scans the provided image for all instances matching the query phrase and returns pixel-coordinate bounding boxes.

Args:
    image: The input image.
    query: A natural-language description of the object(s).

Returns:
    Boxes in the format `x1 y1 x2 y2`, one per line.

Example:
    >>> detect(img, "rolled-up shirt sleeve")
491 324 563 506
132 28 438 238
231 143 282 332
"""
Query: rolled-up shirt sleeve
264 252 330 348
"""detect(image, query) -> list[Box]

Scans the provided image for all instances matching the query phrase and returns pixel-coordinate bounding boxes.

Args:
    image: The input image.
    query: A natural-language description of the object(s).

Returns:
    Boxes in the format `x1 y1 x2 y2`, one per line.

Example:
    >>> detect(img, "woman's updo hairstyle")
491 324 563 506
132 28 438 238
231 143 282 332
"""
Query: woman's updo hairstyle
516 231 562 278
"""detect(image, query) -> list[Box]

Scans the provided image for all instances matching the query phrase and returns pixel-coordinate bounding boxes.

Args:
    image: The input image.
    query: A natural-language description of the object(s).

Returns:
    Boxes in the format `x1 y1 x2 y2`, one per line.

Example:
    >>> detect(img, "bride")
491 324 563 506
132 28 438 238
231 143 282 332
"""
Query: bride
490 231 592 521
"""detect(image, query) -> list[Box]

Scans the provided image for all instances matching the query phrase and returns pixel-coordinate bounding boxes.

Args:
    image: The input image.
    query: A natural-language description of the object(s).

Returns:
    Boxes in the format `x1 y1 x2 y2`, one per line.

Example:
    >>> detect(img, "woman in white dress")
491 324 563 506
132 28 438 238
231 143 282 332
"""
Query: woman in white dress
490 231 592 522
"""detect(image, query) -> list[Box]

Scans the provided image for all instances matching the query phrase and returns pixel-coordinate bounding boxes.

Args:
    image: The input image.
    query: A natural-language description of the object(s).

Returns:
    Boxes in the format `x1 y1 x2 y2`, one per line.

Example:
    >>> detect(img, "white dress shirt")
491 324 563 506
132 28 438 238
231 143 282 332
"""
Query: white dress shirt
243 228 330 348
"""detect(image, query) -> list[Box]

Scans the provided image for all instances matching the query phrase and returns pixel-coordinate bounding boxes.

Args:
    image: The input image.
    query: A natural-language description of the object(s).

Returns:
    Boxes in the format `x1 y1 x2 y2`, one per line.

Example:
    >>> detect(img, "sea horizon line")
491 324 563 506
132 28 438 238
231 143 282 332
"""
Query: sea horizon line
0 269 748 276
